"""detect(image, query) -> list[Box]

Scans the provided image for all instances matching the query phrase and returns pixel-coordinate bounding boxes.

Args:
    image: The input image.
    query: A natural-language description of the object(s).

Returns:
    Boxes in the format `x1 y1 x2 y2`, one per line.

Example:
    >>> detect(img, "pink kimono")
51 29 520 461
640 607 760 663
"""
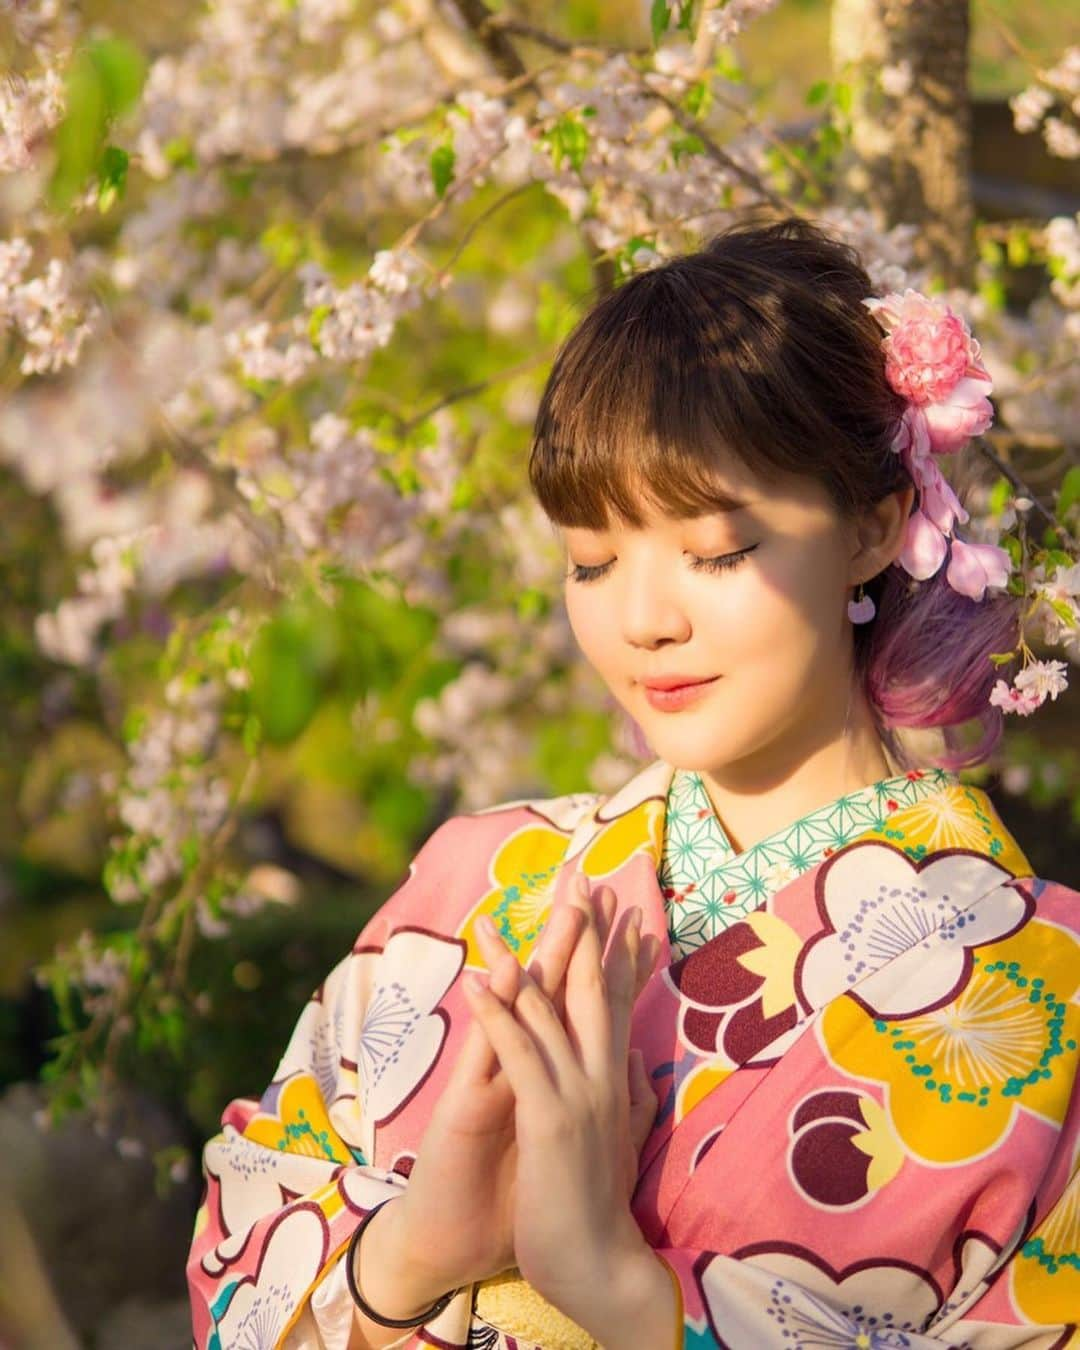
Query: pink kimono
186 756 1080 1348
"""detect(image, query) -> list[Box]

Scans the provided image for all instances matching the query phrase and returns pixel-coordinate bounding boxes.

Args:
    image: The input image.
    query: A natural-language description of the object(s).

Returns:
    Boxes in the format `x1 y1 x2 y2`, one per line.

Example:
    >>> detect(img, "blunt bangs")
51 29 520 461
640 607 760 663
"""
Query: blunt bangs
528 218 909 533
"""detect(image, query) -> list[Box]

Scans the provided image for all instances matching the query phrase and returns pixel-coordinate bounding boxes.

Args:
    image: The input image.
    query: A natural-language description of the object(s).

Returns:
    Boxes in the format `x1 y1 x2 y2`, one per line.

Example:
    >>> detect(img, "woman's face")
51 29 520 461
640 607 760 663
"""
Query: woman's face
560 459 866 781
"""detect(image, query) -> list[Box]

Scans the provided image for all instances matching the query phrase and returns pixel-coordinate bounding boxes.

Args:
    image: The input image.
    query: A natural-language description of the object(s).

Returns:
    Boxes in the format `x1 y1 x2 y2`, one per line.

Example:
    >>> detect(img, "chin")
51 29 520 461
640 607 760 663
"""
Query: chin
639 724 751 772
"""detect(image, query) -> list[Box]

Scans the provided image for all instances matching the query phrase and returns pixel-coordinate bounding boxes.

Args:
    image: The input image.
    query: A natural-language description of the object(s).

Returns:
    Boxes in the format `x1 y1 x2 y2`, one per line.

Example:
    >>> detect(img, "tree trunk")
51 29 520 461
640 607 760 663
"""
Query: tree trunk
831 0 974 287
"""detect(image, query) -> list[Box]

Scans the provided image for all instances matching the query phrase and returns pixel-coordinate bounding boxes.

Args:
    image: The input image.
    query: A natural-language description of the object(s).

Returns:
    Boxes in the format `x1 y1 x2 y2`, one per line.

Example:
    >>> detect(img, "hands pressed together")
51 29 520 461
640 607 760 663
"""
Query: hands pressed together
379 873 667 1342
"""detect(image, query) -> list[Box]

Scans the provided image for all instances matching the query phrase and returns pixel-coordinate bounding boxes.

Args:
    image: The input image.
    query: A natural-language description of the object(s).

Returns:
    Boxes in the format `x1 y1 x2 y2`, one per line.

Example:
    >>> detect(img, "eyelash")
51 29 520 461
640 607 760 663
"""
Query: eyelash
567 543 759 585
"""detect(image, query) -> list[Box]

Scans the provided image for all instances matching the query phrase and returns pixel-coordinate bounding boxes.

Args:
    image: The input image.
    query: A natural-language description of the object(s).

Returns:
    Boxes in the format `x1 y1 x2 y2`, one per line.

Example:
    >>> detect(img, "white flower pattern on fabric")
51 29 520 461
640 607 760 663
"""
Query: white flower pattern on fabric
347 929 463 1162
718 1248 943 1347
797 844 1031 1018
275 928 464 1163
203 1126 352 1277
214 1206 328 1349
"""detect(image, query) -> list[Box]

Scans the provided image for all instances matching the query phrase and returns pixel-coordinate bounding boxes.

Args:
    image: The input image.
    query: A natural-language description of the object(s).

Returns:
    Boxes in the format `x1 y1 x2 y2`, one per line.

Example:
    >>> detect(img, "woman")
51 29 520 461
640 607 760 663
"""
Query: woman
186 217 1079 1349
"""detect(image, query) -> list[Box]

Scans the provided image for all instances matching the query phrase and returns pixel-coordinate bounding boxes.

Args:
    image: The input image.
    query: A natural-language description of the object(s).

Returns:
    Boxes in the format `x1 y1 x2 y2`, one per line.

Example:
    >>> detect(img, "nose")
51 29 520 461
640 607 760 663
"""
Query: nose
619 562 692 649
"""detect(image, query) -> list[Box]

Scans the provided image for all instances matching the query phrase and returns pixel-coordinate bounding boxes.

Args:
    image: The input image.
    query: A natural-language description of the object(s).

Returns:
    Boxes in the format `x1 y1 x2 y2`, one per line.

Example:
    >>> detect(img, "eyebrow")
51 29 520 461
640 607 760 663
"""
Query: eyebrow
679 497 749 517
559 492 751 535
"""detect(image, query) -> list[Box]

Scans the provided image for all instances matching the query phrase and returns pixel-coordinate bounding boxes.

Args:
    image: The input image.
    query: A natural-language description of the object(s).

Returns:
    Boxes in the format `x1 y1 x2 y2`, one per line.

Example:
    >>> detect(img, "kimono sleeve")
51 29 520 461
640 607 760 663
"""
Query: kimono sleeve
185 816 478 1350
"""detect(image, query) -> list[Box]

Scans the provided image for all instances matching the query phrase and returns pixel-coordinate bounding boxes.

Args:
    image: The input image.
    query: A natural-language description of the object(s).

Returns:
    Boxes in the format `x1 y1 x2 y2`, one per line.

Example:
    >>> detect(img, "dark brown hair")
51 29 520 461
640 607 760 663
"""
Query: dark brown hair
527 215 1020 769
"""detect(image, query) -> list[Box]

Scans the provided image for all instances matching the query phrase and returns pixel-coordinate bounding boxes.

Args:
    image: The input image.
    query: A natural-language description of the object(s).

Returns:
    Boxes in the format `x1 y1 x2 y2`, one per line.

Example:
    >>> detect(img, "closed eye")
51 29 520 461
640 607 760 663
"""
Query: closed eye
567 543 759 584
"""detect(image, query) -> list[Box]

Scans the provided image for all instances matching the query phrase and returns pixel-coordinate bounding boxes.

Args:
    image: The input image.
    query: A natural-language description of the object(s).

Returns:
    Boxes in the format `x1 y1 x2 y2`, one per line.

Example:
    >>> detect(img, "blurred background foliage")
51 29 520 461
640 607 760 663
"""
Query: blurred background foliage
0 20 1078 1345
2 0 1079 1141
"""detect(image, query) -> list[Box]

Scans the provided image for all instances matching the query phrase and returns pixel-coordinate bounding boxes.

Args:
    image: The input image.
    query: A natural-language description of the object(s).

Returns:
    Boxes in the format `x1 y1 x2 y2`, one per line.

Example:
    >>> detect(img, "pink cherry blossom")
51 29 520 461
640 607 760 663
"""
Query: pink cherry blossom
894 409 970 534
864 289 989 406
1014 658 1069 703
898 508 948 580
944 537 1012 601
989 679 1043 716
922 372 995 453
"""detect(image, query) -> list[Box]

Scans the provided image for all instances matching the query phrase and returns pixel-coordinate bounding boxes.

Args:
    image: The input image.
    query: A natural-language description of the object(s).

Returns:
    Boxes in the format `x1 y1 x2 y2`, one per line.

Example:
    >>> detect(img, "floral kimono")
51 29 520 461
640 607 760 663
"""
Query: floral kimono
186 758 1080 1349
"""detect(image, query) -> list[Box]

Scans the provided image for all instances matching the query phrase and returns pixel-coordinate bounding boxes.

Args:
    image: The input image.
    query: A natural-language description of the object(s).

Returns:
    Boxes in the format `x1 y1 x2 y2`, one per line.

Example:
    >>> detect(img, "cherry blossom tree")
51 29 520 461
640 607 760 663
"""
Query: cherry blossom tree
1 0 1076 1149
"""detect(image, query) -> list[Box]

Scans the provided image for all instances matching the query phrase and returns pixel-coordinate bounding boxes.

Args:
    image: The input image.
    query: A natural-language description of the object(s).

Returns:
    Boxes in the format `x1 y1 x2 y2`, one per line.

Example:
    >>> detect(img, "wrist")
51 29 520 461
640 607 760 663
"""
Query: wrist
579 1225 681 1350
353 1197 454 1321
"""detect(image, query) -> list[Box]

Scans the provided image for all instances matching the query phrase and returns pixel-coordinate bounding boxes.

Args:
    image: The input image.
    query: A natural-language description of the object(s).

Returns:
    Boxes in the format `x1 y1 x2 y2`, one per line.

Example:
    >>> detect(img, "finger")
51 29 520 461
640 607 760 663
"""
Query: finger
474 905 585 1025
526 903 585 1010
637 933 661 993
628 1050 658 1155
561 881 614 1080
462 974 565 1124
604 905 642 1073
509 963 589 1093
451 947 521 1088
565 873 615 952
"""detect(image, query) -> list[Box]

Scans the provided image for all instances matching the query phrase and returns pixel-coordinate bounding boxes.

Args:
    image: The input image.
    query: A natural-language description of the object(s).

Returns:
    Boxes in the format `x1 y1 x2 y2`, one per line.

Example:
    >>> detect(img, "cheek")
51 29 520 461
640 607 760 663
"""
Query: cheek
564 586 616 668
722 554 845 660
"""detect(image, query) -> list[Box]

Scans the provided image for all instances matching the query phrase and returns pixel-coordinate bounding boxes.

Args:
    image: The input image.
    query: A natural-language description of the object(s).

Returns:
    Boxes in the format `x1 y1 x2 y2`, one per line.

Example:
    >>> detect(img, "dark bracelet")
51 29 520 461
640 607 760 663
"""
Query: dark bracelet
345 1196 461 1328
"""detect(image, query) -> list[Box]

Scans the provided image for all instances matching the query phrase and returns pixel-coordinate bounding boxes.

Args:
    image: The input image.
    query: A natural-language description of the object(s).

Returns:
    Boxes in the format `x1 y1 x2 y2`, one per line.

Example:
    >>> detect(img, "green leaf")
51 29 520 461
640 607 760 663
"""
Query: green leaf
685 80 710 117
97 144 129 213
1006 229 1031 268
1057 465 1080 519
249 607 338 744
987 476 1011 516
180 836 201 875
713 47 743 83
164 136 197 170
50 36 146 209
308 303 332 347
989 651 1017 666
671 132 705 163
650 0 671 45
242 713 263 756
50 51 106 208
516 587 549 620
88 36 146 118
260 221 305 270
430 144 456 198
550 114 589 172
806 79 830 107
833 81 853 116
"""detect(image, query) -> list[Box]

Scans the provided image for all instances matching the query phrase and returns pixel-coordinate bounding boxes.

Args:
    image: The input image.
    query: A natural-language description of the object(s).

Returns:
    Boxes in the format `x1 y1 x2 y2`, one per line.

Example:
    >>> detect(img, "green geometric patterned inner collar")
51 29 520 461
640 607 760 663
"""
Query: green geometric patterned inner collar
661 765 958 959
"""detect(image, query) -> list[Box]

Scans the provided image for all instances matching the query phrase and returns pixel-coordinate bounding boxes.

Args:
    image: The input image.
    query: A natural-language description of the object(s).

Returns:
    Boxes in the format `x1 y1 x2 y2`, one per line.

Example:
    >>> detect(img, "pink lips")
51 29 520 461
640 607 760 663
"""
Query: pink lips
641 674 717 691
642 676 720 711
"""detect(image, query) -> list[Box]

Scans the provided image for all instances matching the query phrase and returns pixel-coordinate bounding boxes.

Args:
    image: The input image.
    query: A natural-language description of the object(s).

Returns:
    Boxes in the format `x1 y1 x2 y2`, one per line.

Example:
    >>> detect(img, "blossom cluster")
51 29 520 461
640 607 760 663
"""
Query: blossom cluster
990 659 1070 716
1009 45 1080 160
0 240 98 375
102 676 231 905
2 0 1076 1118
863 290 1011 601
0 62 65 172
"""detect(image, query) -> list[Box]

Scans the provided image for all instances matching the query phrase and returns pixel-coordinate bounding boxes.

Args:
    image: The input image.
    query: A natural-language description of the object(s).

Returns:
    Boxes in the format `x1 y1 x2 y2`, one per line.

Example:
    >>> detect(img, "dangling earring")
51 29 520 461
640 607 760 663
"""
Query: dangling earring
847 582 876 624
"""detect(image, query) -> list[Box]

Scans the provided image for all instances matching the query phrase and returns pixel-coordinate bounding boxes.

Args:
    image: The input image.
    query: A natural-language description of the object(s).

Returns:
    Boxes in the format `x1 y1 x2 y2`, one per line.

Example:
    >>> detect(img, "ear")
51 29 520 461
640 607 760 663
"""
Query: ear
849 484 916 585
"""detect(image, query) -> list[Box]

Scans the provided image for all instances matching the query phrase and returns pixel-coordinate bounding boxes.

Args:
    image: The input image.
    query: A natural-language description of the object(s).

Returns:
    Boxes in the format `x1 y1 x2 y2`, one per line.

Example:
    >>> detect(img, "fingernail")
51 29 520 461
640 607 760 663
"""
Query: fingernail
478 914 497 938
464 974 487 996
575 872 589 900
630 906 642 931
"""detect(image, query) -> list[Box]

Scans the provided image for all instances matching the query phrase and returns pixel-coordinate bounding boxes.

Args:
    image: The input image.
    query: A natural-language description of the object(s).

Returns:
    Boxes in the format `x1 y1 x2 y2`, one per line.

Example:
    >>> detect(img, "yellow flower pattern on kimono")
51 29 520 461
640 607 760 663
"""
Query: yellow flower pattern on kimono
1010 1138 1080 1325
243 1072 352 1164
858 781 1030 880
579 796 665 880
821 915 1080 1164
460 823 572 966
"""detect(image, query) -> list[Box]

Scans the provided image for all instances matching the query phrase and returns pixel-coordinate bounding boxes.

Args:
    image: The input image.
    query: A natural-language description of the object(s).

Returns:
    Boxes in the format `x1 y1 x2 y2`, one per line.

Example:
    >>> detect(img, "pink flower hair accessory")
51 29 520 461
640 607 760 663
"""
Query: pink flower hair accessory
863 288 1011 603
